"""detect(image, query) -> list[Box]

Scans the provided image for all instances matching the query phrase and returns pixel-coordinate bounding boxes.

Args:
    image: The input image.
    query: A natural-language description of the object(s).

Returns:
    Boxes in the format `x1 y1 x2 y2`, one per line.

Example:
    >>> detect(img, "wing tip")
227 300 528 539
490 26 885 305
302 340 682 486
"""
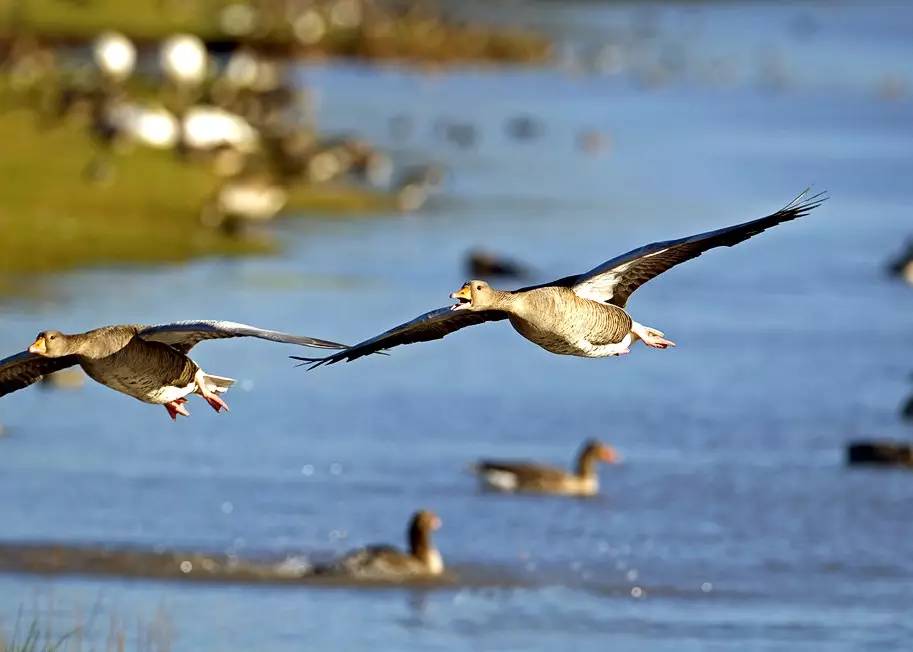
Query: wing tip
290 355 335 371
783 187 829 216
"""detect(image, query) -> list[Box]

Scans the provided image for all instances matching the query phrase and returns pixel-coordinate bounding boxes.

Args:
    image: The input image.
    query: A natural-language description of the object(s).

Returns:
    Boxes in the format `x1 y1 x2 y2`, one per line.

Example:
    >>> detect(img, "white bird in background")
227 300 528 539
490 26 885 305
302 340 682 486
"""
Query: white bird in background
92 31 136 82
181 105 259 152
108 102 180 149
160 34 208 87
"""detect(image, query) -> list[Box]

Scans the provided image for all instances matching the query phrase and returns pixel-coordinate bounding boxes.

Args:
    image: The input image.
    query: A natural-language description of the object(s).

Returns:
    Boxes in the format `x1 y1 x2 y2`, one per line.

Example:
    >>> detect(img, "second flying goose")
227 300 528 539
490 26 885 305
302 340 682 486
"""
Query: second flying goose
0 320 344 419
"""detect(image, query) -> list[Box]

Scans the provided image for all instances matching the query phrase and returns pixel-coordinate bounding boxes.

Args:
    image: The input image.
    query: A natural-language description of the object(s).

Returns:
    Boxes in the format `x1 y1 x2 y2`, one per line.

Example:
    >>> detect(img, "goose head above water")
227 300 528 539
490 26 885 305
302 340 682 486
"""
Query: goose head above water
409 510 444 573
576 439 621 477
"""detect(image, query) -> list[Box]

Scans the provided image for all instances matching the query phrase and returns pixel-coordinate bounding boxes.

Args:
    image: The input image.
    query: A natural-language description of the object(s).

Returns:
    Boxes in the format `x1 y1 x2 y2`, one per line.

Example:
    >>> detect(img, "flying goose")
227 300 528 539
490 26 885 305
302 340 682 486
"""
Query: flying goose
0 321 344 420
473 440 619 496
295 191 826 368
315 510 444 580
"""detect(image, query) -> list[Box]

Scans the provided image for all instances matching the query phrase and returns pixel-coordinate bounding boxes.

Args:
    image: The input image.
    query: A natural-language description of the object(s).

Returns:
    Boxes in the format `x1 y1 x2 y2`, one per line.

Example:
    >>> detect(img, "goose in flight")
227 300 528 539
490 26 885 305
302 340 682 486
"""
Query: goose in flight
0 321 345 420
295 191 826 368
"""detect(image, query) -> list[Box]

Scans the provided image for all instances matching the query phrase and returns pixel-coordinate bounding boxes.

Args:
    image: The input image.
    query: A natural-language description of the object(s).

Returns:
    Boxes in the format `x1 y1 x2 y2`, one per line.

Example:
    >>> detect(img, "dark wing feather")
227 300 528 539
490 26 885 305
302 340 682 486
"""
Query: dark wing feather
292 306 506 369
0 351 80 397
475 461 570 484
137 320 346 354
568 190 827 307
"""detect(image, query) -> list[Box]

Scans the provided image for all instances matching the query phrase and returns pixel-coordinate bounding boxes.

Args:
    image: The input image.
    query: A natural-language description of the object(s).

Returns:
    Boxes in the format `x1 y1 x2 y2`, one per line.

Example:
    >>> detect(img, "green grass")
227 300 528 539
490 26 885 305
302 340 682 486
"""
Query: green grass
0 107 393 285
0 0 550 64
0 0 230 41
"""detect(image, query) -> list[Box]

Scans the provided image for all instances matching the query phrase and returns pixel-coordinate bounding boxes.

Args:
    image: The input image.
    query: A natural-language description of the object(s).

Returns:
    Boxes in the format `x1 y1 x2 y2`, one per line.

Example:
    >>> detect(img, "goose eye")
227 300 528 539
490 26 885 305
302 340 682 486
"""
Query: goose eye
475 285 482 290
49 335 56 340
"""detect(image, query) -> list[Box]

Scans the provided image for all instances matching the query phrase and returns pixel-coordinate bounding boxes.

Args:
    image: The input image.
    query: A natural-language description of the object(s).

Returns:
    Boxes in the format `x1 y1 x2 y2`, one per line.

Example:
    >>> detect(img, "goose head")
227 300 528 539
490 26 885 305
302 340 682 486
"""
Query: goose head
581 439 621 465
450 279 495 311
409 510 443 574
28 330 69 357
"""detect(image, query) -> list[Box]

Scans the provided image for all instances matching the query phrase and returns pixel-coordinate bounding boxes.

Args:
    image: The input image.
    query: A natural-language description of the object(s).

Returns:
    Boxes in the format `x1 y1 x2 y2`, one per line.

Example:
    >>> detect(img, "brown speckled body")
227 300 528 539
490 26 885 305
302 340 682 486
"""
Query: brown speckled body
503 287 632 356
71 326 198 404
475 441 616 497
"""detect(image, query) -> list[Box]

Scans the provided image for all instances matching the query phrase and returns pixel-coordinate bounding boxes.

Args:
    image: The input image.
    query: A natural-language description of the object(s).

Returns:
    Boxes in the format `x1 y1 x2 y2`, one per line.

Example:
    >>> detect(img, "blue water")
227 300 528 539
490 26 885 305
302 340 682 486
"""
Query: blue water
2 1 913 650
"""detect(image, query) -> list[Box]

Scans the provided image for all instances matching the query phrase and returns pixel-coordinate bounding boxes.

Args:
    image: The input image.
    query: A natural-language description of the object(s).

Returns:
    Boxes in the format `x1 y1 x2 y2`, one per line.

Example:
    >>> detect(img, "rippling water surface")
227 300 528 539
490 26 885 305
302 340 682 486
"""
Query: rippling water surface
2 2 913 650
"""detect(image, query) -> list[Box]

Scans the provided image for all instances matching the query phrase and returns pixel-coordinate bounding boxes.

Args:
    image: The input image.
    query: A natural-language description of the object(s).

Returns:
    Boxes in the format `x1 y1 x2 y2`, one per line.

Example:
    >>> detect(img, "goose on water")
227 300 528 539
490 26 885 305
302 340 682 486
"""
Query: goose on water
473 440 619 496
315 510 444 580
0 321 345 420
295 191 826 368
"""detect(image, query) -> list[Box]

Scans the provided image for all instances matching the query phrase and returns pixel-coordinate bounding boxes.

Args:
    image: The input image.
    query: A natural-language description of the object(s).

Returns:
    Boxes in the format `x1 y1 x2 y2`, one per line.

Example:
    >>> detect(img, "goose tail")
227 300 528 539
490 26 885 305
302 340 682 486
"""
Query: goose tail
201 373 236 394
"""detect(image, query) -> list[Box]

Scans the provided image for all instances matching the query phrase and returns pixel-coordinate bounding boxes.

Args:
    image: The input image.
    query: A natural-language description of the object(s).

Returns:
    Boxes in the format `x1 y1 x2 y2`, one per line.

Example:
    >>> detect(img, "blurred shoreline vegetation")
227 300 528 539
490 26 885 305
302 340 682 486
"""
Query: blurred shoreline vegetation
0 0 550 64
0 598 173 652
0 102 393 282
0 0 549 294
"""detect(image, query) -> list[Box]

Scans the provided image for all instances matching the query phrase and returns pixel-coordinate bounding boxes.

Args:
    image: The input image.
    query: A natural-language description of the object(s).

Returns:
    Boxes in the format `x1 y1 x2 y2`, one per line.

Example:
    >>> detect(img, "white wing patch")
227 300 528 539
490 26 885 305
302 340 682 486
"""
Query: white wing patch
481 469 519 491
571 248 668 303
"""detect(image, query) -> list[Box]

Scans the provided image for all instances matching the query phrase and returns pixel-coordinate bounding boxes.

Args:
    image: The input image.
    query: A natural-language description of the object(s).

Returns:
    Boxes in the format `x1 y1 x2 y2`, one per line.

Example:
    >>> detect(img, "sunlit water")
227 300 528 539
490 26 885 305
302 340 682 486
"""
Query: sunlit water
2 2 913 650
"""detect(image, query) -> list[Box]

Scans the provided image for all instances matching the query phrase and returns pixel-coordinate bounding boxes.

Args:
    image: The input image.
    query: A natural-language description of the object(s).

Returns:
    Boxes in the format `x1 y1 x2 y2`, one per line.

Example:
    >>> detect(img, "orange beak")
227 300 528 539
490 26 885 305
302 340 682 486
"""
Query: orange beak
431 515 442 530
601 446 620 464
28 337 47 355
450 284 471 301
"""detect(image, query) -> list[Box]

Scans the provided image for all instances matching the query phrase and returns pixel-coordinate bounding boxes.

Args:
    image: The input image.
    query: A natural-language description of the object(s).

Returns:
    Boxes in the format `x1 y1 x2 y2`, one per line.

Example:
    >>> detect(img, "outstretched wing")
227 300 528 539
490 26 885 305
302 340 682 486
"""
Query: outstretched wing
0 351 80 397
137 320 346 354
292 307 507 369
568 190 827 307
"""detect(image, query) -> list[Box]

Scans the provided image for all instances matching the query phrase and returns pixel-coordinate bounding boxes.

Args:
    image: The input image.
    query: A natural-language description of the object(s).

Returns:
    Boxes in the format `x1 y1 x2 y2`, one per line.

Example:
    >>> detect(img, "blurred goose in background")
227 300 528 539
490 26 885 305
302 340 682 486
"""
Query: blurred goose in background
0 321 344 420
107 101 181 149
92 32 136 84
296 191 826 368
201 175 288 230
473 440 619 496
181 105 260 154
505 114 543 141
160 34 208 89
394 163 445 212
466 249 531 279
315 510 444 580
887 239 913 285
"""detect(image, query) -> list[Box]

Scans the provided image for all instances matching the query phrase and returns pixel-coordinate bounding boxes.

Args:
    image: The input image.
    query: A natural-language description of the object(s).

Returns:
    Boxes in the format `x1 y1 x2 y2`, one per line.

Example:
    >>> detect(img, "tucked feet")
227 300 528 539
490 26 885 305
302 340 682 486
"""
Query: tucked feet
165 398 190 420
193 369 231 414
632 323 676 349
202 393 230 413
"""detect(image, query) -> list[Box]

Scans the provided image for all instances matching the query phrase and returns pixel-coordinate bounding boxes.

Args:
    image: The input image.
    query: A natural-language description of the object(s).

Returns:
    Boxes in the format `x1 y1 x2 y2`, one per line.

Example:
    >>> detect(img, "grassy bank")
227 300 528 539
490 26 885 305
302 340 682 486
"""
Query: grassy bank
0 108 392 283
0 0 550 64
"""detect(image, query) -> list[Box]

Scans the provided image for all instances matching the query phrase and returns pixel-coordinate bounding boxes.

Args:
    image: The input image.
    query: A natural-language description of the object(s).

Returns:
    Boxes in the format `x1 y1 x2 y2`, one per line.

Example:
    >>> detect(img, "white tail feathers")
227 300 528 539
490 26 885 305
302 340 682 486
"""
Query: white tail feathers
202 373 236 394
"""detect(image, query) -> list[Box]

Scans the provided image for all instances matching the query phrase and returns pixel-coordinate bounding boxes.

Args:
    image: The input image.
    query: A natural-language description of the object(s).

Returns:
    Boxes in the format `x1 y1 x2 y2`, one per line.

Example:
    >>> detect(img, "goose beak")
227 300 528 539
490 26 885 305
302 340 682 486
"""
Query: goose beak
450 284 471 310
28 337 47 355
601 447 620 464
431 515 442 530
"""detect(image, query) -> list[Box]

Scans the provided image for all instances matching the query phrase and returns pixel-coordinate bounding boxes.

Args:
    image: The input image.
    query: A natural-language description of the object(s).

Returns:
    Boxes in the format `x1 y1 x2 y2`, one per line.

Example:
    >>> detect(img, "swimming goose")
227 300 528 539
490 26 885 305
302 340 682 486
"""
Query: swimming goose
315 510 444 580
887 239 913 285
474 440 619 496
0 321 344 420
295 191 825 368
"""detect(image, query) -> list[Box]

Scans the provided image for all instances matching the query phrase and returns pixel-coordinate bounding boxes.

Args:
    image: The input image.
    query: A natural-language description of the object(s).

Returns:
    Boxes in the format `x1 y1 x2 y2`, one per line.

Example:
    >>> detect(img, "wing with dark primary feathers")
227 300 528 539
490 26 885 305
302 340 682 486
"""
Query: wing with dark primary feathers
291 307 507 369
137 320 347 354
0 351 80 397
295 190 825 368
565 190 827 307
